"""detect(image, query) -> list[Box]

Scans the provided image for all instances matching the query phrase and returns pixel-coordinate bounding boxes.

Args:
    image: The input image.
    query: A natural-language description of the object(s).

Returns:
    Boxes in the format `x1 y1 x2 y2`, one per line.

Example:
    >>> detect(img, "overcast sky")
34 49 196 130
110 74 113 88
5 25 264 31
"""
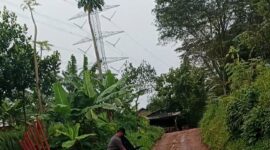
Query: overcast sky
1 0 180 107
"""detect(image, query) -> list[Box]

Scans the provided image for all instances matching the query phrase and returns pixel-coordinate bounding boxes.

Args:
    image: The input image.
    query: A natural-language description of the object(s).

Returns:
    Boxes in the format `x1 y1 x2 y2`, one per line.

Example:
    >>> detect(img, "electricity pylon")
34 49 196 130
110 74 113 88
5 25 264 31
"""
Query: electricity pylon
70 4 125 72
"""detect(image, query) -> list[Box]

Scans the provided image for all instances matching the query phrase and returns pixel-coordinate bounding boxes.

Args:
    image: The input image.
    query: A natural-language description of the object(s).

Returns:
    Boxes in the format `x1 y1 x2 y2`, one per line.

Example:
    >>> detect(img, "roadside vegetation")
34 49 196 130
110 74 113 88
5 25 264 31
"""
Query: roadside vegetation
153 0 270 149
3 0 270 149
0 4 162 149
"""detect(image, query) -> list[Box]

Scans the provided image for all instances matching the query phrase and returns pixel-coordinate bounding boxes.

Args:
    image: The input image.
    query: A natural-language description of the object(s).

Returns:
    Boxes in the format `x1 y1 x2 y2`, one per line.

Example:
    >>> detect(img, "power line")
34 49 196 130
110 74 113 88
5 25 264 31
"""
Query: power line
3 0 161 68
106 43 140 64
4 1 126 61
60 0 167 68
25 13 86 38
2 0 91 37
62 0 77 7
64 0 124 72
34 11 94 36
103 19 170 67
52 45 75 52
1 1 101 70
1 2 92 56
2 10 86 38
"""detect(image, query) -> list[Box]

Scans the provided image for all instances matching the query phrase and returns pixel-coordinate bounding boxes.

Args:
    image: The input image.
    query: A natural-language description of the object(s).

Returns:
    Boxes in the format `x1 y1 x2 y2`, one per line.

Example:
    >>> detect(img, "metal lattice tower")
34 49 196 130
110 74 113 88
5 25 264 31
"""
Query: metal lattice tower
91 12 108 70
69 5 126 72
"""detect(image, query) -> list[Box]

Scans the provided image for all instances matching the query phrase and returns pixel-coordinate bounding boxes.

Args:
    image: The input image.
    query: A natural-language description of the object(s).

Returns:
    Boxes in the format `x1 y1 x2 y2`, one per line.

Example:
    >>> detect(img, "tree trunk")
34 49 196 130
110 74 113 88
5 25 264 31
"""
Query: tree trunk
40 46 43 58
22 91 27 130
135 95 139 112
135 95 140 130
107 110 113 122
88 11 103 79
28 4 43 113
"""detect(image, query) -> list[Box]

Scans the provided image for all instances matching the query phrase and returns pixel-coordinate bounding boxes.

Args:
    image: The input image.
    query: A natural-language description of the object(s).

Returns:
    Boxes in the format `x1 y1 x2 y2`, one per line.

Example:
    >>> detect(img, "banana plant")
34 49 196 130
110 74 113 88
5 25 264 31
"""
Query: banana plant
56 123 95 149
82 71 135 120
52 82 71 117
53 70 133 121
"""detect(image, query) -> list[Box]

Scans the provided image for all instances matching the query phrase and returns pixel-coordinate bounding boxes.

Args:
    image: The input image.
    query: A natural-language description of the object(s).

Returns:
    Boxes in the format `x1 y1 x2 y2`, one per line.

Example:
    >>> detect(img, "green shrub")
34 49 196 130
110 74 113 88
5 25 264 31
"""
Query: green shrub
82 116 163 150
127 125 163 150
226 69 270 144
242 106 270 144
201 63 270 150
0 129 23 150
226 88 259 137
200 99 230 150
201 99 270 150
115 111 138 130
249 138 270 150
225 138 270 150
225 139 247 150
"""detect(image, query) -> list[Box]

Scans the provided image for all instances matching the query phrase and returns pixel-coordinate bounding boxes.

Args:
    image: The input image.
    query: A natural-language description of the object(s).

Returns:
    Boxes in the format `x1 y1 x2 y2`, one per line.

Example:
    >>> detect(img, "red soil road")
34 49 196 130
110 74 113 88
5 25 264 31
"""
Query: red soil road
152 128 209 150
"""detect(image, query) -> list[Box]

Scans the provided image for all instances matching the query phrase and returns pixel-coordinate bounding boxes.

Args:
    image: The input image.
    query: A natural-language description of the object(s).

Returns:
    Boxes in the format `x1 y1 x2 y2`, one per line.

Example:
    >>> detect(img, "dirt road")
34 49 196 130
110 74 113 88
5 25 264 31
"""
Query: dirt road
152 128 208 150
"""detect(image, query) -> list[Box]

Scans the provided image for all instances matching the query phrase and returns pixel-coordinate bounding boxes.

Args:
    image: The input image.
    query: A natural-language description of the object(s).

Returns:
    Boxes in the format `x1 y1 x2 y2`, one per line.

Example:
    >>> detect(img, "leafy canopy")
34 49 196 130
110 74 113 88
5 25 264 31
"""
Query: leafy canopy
78 0 105 12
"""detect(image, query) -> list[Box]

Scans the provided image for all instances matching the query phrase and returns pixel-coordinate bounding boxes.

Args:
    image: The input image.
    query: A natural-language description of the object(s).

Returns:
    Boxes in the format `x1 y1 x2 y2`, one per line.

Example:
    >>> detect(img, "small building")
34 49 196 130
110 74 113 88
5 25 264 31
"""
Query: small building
137 108 151 117
147 109 181 133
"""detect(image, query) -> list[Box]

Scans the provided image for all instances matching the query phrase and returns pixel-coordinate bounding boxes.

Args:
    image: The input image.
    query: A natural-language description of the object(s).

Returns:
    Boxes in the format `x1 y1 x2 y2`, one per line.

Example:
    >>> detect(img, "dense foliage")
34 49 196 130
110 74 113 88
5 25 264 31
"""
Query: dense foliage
154 0 270 149
0 8 60 125
47 56 163 150
154 0 270 95
5 0 270 149
122 61 157 110
0 7 163 150
201 61 270 149
0 129 23 150
147 58 207 127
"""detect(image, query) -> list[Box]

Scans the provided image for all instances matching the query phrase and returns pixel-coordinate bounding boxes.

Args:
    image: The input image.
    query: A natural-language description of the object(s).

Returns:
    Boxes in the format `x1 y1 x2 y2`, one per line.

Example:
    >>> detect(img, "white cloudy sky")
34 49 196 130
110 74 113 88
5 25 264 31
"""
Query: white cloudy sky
0 0 180 107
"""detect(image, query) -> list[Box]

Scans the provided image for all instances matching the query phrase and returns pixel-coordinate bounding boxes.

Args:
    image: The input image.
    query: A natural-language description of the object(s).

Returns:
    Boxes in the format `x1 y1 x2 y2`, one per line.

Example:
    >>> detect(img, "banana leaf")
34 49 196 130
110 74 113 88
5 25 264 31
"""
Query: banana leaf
53 82 71 116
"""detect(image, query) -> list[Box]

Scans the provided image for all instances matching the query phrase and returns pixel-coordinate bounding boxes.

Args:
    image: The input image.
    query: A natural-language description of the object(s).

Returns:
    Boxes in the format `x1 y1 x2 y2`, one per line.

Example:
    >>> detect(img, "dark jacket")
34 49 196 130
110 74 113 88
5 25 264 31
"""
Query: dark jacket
121 136 141 150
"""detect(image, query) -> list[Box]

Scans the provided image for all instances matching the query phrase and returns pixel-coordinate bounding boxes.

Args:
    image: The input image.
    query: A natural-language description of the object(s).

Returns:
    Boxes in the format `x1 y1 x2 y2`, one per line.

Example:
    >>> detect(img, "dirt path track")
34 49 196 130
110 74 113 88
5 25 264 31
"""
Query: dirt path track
152 128 209 150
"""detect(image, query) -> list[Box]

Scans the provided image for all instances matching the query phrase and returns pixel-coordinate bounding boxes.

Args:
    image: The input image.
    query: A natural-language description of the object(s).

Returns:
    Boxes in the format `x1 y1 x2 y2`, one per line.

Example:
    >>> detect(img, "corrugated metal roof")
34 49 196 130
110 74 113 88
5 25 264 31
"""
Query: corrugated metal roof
147 111 181 120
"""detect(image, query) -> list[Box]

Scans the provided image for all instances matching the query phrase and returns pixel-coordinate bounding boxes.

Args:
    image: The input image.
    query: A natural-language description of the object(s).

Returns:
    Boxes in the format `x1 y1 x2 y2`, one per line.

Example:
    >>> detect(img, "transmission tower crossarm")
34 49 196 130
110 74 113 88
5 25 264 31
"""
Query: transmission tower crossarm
73 31 124 45
69 5 120 20
105 57 129 64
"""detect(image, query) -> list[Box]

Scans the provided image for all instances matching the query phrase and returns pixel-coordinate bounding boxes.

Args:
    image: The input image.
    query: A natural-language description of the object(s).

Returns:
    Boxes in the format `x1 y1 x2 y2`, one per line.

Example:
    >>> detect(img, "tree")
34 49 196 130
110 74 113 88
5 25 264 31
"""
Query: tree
62 55 80 92
36 40 53 58
148 58 207 127
22 0 43 112
83 55 89 71
153 0 264 95
0 8 61 127
121 61 157 110
146 94 166 112
67 54 78 76
0 8 37 127
77 0 104 79
39 51 61 97
230 1 270 62
0 7 34 99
